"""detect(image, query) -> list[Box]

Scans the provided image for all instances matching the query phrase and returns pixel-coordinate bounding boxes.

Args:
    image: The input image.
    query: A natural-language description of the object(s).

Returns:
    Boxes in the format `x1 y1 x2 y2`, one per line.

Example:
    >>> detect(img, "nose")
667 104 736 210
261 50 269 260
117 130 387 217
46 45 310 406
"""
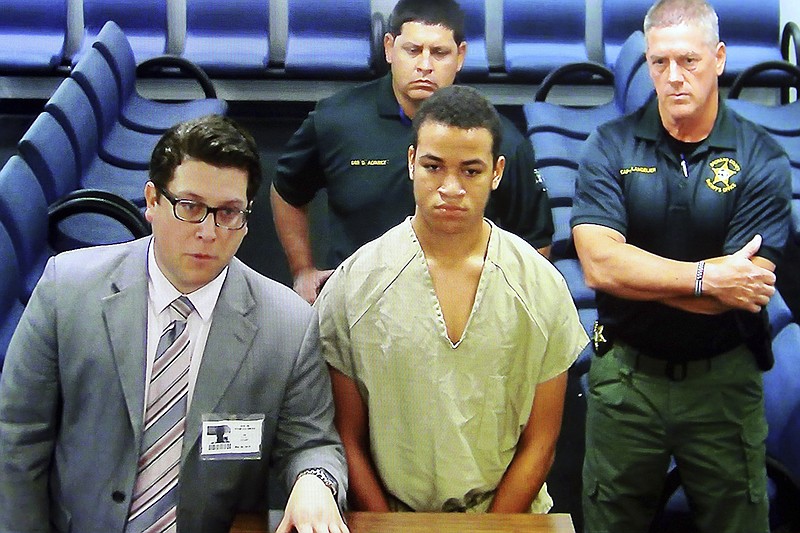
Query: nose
195 213 218 240
438 173 466 199
667 59 683 84
417 49 433 72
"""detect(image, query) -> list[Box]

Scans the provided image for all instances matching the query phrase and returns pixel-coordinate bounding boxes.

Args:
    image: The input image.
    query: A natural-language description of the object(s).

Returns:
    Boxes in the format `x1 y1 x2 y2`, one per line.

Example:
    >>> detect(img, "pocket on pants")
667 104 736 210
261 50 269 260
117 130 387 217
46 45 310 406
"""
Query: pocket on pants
741 416 768 504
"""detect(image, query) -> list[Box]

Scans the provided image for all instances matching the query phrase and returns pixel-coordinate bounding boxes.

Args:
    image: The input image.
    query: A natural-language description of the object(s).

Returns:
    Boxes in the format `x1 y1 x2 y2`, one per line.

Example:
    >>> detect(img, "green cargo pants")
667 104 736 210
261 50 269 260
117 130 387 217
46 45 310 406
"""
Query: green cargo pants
582 342 768 533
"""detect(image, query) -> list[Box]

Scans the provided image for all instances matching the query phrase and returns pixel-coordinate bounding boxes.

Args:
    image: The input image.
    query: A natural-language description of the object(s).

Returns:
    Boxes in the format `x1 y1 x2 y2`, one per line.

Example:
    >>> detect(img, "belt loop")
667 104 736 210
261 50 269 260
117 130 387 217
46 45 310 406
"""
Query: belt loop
665 361 688 381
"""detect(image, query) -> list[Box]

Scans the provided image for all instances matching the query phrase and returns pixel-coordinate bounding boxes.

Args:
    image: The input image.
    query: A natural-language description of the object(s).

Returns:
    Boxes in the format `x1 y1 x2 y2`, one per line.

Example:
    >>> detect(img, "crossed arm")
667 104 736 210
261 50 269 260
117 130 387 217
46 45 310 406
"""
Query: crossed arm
573 224 776 315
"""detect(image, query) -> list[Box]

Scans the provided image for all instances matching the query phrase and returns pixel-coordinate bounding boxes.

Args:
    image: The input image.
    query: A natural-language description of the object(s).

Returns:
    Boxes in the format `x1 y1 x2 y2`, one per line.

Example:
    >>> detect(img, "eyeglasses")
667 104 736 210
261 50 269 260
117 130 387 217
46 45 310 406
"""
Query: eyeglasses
157 186 250 230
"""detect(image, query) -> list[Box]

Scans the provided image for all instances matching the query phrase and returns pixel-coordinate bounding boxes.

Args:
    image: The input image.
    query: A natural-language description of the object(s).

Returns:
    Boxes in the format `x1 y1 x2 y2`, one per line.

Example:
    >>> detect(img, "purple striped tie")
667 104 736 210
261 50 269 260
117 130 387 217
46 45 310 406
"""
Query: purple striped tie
126 296 194 533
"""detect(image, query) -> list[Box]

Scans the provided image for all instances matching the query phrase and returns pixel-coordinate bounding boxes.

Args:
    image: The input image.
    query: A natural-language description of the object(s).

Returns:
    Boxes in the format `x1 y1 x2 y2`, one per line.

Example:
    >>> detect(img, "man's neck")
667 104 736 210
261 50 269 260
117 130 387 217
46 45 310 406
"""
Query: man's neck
659 96 719 143
393 87 420 120
410 216 491 266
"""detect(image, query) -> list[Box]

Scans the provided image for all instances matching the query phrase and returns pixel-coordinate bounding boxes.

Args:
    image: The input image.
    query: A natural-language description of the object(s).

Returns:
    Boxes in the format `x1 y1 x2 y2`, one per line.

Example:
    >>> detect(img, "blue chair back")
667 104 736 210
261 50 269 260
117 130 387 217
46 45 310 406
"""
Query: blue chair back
45 78 101 179
70 47 121 142
285 0 373 77
503 0 587 80
0 0 67 71
17 112 80 204
184 0 270 73
716 0 783 81
764 323 800 483
0 156 50 303
602 0 651 68
0 223 24 373
80 0 167 63
459 0 489 78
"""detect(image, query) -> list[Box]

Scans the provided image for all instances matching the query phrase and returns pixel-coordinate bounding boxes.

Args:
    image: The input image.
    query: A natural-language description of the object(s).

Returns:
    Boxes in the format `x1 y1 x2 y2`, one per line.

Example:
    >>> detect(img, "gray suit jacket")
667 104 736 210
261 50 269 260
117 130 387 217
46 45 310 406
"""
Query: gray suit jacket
0 237 347 532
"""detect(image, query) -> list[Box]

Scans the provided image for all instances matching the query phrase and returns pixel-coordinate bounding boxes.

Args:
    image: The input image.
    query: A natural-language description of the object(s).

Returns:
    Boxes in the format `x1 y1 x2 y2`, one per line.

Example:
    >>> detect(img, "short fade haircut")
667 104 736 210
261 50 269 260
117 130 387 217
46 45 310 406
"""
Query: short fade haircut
388 0 465 45
149 115 262 202
411 85 503 161
644 0 719 48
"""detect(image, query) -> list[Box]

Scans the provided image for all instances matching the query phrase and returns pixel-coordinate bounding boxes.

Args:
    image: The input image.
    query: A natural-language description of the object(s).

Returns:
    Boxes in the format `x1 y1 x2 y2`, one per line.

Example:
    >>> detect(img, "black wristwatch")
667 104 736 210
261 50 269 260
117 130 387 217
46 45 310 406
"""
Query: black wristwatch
297 468 339 498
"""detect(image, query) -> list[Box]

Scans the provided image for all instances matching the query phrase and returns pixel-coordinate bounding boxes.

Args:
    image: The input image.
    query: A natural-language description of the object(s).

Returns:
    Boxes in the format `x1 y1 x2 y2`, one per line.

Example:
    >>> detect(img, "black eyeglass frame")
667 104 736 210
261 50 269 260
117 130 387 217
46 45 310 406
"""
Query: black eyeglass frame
156 186 251 230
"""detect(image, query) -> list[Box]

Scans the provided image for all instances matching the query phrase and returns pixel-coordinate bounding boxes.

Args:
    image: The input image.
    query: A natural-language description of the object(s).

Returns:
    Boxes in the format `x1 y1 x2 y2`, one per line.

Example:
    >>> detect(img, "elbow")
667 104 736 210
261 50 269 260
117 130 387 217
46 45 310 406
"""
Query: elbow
580 261 612 292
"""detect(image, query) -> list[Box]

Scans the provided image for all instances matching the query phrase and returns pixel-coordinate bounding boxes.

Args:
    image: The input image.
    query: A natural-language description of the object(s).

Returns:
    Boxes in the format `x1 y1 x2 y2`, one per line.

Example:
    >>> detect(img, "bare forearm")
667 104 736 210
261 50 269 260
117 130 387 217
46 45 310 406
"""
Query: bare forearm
270 184 316 277
488 441 556 513
576 232 696 300
344 446 391 511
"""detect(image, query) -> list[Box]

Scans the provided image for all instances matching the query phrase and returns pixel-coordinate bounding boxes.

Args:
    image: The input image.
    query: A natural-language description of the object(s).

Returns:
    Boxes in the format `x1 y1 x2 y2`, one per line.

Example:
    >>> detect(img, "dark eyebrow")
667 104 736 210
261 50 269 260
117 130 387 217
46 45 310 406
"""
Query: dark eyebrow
461 159 486 167
418 153 444 162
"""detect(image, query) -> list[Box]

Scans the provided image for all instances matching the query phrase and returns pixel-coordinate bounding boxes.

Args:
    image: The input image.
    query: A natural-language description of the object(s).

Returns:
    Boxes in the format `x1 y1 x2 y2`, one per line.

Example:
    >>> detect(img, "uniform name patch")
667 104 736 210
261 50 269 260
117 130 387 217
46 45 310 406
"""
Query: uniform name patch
619 166 656 175
706 157 739 193
351 159 389 166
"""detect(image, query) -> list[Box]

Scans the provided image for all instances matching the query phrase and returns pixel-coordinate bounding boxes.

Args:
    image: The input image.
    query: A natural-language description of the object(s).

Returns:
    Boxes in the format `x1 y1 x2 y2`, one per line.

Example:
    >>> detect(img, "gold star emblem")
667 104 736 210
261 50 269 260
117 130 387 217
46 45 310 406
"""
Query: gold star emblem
592 322 607 352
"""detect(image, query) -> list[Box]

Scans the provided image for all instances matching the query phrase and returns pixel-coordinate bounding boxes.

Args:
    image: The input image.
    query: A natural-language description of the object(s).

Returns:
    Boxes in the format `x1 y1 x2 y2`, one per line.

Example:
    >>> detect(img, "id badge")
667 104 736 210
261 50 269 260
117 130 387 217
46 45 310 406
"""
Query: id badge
200 413 265 461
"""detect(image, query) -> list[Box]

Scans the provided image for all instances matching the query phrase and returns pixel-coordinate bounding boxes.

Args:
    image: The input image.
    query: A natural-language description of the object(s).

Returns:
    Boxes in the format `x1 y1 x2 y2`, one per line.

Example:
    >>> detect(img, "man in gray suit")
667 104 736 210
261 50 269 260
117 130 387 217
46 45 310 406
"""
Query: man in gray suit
0 116 349 533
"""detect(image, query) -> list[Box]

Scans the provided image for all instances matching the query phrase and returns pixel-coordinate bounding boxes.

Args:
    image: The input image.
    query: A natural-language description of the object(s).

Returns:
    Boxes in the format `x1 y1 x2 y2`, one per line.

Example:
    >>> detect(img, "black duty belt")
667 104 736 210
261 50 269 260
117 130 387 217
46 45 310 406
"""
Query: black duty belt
592 320 717 381
612 346 713 381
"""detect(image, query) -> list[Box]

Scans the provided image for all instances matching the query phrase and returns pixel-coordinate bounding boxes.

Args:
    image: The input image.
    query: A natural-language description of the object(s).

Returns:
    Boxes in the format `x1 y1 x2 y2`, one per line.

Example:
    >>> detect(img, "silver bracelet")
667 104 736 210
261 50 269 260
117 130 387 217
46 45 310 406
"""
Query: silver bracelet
694 261 705 297
297 468 338 498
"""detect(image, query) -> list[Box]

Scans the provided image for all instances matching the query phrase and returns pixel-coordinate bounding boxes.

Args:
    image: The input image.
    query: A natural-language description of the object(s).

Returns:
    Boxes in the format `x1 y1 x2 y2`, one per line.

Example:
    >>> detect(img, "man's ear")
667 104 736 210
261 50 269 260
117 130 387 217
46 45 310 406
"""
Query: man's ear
456 41 467 72
408 145 416 180
384 33 395 64
144 181 158 223
491 156 506 191
714 40 727 77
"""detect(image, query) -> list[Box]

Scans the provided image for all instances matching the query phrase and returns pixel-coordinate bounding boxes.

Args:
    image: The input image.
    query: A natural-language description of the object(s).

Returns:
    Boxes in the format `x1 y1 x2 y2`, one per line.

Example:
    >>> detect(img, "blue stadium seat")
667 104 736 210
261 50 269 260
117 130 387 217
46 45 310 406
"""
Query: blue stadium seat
93 21 228 134
44 78 149 207
0 224 24 374
503 0 588 81
71 47 161 171
183 0 270 74
17 112 80 204
767 290 795 339
524 32 648 138
285 0 375 78
0 156 51 303
458 0 489 79
601 0 652 69
77 0 168 64
715 0 785 84
0 0 67 71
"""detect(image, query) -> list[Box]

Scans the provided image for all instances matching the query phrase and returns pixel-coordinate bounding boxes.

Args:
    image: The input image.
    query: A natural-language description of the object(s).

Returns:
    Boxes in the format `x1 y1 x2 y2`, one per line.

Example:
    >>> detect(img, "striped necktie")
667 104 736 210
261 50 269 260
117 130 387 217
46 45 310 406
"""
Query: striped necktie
127 296 194 533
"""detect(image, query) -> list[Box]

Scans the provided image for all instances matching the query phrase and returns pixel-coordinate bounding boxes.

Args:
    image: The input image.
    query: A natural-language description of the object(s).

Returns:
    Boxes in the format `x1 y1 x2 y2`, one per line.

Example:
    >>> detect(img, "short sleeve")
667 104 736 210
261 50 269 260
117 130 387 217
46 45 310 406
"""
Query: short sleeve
273 110 327 207
539 276 589 383
723 131 791 264
314 267 355 378
571 126 629 236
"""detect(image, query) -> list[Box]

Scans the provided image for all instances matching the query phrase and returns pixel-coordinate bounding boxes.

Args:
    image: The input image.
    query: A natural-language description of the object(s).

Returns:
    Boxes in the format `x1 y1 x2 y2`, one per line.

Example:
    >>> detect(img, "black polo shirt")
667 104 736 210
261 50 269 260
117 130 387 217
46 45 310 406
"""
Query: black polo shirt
572 97 791 361
274 74 554 267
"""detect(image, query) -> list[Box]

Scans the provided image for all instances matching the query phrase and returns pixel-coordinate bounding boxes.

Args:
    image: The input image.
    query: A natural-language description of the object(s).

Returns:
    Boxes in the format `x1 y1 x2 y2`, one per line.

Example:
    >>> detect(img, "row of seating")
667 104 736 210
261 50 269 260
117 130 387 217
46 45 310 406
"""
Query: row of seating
1 0 797 83
0 22 230 372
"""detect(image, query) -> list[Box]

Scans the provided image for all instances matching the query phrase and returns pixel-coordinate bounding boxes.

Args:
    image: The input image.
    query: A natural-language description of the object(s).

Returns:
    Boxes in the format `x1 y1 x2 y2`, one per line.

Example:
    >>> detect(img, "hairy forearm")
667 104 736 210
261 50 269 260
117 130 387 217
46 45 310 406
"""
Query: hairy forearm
269 185 316 277
577 234 696 300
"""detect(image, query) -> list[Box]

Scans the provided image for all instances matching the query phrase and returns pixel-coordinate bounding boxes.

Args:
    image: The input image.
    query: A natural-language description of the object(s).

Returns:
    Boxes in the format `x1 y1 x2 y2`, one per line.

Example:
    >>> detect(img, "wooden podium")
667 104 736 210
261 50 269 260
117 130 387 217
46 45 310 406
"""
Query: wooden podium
231 511 576 533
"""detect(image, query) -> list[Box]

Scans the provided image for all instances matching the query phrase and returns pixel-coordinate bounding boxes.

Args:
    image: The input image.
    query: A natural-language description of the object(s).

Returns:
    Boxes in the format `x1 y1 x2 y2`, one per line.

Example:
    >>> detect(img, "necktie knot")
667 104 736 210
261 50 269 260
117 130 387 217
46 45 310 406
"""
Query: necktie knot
170 296 194 321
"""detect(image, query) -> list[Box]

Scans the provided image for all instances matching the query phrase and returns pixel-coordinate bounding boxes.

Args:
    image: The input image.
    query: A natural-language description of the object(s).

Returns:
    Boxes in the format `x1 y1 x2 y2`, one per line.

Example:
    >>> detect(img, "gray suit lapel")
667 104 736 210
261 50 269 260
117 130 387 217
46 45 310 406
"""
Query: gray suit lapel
183 261 258 462
102 239 150 447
